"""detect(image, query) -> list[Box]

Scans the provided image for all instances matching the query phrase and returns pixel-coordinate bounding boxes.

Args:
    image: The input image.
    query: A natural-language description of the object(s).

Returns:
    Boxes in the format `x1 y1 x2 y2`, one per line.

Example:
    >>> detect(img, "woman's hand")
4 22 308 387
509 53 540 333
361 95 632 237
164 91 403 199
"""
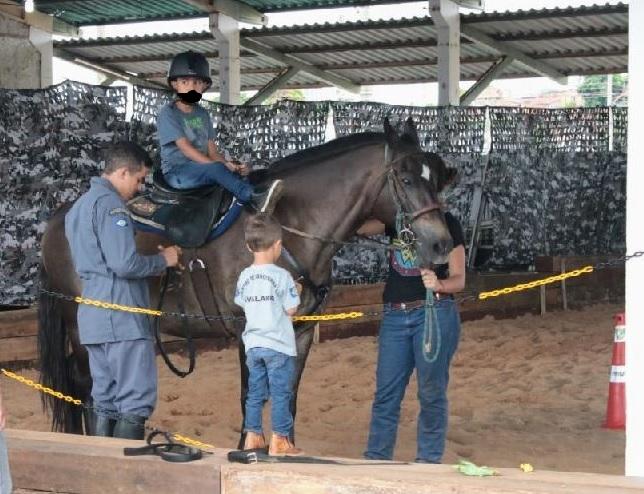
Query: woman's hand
420 268 444 292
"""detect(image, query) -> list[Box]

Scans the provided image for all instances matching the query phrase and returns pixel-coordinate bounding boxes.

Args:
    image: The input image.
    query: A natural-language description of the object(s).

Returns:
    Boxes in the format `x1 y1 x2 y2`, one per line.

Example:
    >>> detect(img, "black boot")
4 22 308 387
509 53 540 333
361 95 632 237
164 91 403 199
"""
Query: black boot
113 413 146 440
250 180 284 214
86 410 116 437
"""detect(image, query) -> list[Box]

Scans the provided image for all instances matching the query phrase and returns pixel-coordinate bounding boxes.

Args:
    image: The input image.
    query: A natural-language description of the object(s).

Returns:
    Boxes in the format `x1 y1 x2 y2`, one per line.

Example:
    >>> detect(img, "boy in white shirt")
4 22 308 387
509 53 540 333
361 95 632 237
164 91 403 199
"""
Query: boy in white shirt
235 214 302 456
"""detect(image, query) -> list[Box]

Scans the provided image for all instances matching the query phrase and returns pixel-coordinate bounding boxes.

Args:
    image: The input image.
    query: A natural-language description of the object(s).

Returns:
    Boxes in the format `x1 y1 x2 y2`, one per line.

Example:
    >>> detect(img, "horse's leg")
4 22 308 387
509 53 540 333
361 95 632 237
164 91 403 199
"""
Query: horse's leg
68 342 93 434
290 324 315 444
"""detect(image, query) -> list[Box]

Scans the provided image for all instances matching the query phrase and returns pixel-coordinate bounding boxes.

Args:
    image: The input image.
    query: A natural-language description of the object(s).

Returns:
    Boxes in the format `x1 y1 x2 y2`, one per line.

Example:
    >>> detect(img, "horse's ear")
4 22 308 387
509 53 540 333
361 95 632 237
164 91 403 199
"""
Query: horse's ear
440 167 459 192
427 152 458 192
402 117 420 147
383 117 399 146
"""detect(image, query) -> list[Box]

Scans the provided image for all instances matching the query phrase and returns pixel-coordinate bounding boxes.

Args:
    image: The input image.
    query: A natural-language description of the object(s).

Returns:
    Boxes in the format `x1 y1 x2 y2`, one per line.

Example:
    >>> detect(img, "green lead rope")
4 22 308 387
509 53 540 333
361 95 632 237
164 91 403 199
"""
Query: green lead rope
395 212 441 363
423 288 441 363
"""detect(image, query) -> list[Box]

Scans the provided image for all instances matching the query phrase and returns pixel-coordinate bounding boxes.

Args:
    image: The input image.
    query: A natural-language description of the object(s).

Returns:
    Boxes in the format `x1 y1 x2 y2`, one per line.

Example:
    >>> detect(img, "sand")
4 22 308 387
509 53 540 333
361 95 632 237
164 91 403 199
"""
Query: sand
2 303 625 475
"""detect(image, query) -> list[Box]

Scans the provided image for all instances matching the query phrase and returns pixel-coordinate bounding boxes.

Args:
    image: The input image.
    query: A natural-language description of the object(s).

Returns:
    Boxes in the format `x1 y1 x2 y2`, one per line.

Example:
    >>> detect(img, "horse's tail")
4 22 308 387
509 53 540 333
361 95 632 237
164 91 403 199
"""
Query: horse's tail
37 262 81 432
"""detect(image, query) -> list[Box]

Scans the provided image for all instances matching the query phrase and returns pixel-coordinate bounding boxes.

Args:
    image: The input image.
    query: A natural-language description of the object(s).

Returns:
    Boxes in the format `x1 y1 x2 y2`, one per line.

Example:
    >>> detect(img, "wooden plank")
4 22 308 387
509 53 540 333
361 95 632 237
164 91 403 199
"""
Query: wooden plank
0 308 38 338
221 461 644 494
6 429 222 494
0 335 37 363
326 284 384 308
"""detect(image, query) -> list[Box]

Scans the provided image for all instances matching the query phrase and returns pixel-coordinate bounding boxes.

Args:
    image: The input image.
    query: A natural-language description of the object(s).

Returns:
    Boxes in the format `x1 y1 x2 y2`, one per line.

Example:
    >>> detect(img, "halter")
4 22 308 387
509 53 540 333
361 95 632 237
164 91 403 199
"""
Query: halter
383 146 443 249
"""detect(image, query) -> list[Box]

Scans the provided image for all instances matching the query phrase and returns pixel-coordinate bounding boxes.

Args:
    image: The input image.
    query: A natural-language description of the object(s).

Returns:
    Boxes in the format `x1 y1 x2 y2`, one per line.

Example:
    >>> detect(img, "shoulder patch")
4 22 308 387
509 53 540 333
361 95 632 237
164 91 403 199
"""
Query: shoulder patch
115 218 128 227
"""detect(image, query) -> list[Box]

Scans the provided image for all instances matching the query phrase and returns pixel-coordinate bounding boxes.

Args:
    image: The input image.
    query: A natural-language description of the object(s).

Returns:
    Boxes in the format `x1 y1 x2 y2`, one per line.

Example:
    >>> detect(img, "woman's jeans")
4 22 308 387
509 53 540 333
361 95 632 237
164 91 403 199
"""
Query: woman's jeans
164 161 253 202
365 298 461 463
244 347 296 437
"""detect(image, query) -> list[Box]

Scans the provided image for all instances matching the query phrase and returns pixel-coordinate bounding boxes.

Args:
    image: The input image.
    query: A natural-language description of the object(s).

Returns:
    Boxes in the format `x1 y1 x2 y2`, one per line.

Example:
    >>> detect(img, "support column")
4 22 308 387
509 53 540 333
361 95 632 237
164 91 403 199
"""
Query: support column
429 0 460 106
28 26 52 87
210 12 240 105
0 11 40 88
625 0 644 478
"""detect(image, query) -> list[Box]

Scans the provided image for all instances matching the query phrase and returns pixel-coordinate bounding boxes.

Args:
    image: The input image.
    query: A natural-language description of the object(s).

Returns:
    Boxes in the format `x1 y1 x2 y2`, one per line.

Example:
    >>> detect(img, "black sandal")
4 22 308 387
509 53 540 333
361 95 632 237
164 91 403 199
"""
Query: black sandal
124 430 203 463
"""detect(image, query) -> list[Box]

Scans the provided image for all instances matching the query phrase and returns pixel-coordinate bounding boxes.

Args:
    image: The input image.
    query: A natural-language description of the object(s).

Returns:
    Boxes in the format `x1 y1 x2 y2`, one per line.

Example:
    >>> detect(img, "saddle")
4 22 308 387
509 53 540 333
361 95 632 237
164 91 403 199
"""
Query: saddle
128 169 235 248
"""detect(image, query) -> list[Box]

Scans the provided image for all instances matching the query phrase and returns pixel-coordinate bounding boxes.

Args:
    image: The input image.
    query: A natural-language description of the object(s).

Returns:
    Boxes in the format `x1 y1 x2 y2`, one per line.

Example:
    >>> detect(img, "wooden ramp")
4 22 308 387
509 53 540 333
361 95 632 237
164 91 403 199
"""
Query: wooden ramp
5 429 644 494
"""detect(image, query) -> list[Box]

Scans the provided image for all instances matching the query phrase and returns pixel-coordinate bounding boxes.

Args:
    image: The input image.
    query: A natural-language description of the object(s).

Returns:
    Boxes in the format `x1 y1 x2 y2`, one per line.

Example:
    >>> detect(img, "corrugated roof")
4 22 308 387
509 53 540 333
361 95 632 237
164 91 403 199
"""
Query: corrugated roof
33 0 417 26
53 3 628 91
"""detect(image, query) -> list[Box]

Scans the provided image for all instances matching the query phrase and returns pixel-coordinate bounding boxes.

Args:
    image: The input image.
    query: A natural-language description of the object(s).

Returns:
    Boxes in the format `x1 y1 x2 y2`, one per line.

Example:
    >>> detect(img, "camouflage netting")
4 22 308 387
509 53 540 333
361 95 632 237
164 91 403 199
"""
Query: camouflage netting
486 108 624 267
0 83 628 303
613 107 628 154
331 102 486 154
489 107 610 153
0 81 127 304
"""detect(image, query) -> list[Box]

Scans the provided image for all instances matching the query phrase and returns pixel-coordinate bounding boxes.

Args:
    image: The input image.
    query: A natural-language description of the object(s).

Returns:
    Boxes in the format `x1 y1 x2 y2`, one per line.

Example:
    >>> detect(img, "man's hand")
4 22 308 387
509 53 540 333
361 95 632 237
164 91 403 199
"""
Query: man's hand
295 281 303 296
420 268 444 292
158 245 182 269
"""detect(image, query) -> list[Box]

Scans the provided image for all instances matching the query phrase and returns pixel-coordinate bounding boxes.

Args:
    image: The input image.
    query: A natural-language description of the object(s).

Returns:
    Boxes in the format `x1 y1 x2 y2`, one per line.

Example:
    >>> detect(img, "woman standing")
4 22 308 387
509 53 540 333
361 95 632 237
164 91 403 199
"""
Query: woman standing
360 211 465 464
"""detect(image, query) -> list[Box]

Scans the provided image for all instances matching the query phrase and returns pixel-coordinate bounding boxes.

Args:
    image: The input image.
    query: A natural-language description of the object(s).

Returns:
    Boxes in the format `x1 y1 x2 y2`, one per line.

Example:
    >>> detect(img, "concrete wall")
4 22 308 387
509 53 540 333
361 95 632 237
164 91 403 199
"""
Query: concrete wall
0 11 50 89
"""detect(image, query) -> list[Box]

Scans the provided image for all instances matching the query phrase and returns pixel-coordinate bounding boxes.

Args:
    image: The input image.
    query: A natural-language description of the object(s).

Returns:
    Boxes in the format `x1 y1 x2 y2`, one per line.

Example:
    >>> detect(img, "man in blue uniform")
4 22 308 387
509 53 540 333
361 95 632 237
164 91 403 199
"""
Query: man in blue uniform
65 142 181 439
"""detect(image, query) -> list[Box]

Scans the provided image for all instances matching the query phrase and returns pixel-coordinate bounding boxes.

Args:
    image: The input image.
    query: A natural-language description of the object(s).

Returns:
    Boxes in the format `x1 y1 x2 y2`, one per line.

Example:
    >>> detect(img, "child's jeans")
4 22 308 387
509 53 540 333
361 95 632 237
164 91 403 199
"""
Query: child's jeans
244 347 296 437
164 161 253 202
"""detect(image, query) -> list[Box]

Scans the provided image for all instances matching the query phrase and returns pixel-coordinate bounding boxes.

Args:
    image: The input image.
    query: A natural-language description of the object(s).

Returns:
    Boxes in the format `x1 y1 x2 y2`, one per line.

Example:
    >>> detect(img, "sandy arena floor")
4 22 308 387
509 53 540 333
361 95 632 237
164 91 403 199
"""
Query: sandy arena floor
2 303 625 475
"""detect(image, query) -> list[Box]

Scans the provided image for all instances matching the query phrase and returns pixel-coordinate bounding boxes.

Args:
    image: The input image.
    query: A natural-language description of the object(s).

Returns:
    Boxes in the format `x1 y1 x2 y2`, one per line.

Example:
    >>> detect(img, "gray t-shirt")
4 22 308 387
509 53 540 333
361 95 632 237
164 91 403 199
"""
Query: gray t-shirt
235 264 300 357
158 102 216 174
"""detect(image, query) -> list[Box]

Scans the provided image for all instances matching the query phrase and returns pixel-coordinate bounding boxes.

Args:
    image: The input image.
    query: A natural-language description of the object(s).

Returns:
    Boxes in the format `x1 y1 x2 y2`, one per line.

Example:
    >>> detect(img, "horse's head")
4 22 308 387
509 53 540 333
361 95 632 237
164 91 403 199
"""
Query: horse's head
381 117 457 267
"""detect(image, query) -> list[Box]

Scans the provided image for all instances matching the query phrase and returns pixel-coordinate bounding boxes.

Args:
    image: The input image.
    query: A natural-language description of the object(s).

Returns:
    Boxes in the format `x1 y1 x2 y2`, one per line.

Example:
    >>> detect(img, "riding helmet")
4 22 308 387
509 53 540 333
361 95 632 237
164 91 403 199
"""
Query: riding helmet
167 51 212 89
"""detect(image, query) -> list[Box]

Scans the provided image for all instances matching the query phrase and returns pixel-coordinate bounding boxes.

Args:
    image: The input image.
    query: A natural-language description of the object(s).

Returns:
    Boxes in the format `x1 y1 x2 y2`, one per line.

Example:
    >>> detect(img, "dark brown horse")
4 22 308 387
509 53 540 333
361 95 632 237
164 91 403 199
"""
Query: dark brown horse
38 118 456 445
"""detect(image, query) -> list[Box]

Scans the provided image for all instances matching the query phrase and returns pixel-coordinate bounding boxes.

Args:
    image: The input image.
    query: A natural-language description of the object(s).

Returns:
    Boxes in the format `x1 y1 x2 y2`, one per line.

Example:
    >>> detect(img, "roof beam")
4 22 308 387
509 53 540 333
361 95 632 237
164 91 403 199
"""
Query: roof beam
245 67 300 105
461 24 567 84
462 3 627 24
0 4 79 36
53 48 167 90
239 37 360 93
460 56 514 106
182 0 267 25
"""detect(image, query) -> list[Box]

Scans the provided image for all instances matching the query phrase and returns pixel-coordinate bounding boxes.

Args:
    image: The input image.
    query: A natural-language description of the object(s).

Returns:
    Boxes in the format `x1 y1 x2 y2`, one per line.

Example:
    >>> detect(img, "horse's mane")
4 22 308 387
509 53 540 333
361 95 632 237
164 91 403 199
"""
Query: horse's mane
249 132 384 183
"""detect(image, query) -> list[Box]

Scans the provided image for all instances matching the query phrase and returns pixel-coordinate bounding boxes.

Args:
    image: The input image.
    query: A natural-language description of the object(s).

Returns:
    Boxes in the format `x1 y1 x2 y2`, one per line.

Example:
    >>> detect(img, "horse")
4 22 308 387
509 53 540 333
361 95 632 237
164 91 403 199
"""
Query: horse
37 117 457 447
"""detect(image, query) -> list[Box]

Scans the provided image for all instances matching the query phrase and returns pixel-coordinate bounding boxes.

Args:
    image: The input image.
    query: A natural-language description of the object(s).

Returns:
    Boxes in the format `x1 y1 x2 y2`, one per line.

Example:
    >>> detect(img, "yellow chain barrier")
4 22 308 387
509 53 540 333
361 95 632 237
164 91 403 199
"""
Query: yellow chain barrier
75 296 163 317
1 368 83 405
293 311 364 322
70 265 596 320
478 265 594 300
1 368 215 451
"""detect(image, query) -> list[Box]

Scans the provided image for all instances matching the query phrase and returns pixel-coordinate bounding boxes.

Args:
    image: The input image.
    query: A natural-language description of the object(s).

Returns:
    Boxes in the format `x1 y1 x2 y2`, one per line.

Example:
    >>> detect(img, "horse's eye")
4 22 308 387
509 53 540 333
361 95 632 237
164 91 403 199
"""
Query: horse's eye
402 177 412 185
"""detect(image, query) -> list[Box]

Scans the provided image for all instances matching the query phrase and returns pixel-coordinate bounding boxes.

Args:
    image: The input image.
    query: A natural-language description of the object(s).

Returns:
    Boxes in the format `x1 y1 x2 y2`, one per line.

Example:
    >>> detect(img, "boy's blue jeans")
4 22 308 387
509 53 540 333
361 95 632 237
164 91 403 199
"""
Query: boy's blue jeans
164 161 253 202
0 432 12 494
244 347 296 437
364 298 461 463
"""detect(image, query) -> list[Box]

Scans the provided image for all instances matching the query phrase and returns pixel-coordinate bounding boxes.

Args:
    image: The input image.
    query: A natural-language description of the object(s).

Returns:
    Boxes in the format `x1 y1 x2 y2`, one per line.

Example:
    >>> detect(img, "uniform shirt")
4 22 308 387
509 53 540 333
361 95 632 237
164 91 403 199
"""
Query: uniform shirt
65 177 167 344
158 102 216 174
382 212 465 304
235 264 300 357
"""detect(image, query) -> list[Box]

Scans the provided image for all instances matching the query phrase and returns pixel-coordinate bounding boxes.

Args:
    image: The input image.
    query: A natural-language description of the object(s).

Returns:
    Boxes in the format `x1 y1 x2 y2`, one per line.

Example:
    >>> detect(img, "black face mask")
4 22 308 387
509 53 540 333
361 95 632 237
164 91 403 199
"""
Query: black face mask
177 90 202 104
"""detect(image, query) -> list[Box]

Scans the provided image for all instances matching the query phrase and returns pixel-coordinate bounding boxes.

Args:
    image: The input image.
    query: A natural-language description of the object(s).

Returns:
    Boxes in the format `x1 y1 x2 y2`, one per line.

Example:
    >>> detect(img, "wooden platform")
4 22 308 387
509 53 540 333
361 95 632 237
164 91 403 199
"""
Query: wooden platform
5 429 644 494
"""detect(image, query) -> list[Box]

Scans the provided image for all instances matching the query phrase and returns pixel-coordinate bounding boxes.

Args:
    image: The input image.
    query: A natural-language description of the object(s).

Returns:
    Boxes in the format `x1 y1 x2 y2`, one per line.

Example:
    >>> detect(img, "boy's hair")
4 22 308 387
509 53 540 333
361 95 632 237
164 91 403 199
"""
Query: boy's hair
245 213 282 252
103 141 153 175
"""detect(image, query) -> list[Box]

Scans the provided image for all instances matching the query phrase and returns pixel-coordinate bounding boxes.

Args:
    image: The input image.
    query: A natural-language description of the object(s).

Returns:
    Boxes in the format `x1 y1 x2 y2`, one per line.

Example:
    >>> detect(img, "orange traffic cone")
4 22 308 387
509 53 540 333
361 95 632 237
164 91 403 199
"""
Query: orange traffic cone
602 313 625 429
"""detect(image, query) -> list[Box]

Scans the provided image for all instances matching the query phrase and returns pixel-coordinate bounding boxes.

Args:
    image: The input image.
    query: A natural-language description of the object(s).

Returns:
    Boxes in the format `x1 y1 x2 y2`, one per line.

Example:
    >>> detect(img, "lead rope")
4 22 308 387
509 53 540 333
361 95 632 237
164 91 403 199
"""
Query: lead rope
394 209 441 363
